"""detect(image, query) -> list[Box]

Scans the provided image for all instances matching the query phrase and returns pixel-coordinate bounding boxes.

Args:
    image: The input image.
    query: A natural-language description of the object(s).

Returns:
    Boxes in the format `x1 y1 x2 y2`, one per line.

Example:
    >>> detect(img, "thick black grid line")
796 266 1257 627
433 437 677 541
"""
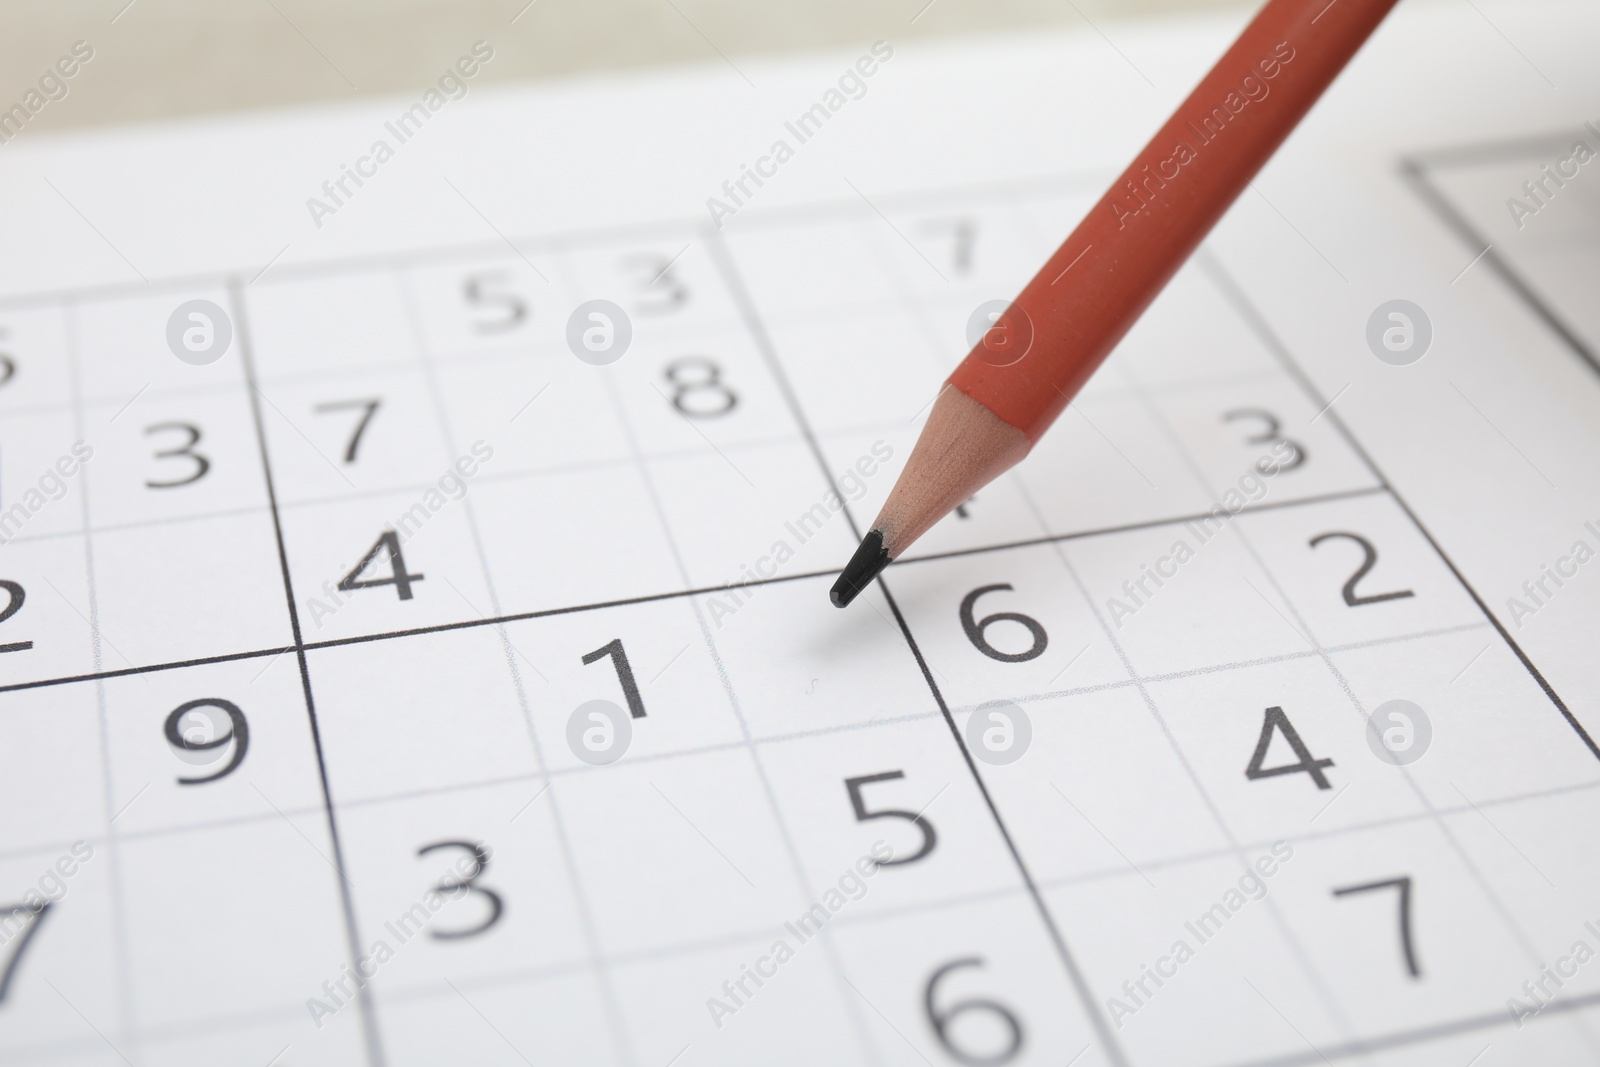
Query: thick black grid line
2 172 1590 1067
1198 254 1600 1065
0 485 1389 698
1200 254 1600 765
706 227 1132 1067
229 278 387 1067
1401 153 1600 381
0 617 1498 875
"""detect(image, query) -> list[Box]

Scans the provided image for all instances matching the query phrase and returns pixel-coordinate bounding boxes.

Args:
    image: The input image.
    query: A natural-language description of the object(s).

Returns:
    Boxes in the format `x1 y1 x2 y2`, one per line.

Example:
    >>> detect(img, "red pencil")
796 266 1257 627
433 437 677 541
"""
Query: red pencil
831 0 1401 608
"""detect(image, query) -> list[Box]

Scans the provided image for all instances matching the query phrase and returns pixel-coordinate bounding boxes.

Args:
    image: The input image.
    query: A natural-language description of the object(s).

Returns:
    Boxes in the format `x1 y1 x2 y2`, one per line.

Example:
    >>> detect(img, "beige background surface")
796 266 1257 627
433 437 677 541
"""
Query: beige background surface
4 0 1235 135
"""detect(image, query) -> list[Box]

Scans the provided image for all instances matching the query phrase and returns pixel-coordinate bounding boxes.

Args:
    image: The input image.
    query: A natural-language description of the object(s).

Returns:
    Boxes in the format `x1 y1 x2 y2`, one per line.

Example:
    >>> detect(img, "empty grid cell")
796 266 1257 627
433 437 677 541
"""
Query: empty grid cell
245 271 418 383
643 440 858 590
309 628 540 804
554 745 810 956
1062 518 1316 678
698 575 935 740
973 685 1233 886
73 286 241 408
85 512 289 668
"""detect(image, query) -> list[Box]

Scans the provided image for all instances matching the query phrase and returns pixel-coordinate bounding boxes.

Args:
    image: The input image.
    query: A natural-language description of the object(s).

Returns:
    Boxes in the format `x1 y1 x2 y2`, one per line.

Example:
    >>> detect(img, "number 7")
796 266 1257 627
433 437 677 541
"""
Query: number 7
1333 875 1420 978
314 398 382 463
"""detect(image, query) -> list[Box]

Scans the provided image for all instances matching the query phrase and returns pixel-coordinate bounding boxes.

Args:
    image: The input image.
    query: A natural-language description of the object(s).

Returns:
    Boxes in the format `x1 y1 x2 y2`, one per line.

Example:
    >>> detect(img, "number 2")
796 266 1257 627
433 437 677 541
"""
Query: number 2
0 581 32 654
1309 532 1415 607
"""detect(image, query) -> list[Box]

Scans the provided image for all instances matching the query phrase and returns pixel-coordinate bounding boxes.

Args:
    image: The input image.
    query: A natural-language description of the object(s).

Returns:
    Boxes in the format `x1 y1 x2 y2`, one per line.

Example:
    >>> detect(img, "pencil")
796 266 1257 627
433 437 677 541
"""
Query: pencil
830 0 1401 608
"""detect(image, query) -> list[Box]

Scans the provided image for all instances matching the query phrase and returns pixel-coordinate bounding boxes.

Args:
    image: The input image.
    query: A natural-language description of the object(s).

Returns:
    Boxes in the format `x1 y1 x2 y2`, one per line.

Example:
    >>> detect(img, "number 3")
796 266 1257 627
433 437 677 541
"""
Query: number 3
1224 408 1306 471
144 422 210 488
418 840 503 939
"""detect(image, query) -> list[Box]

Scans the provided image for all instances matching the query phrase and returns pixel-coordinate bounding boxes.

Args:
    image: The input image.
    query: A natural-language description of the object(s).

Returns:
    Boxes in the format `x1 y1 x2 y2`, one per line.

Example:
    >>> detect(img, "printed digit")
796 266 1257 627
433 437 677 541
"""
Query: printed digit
1309 532 1415 607
844 771 936 866
0 581 32 654
581 638 646 718
163 698 250 785
664 357 737 418
1223 408 1306 471
0 901 50 1004
338 530 424 601
313 398 382 463
1245 706 1334 790
1333 876 1420 978
144 422 210 488
418 840 504 939
463 271 528 333
625 251 690 314
959 585 1048 663
924 957 1024 1066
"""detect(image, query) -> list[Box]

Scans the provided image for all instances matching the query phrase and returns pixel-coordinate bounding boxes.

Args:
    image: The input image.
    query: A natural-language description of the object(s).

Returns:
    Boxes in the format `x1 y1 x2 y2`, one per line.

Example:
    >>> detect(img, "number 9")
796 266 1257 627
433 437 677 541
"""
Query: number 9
163 698 249 785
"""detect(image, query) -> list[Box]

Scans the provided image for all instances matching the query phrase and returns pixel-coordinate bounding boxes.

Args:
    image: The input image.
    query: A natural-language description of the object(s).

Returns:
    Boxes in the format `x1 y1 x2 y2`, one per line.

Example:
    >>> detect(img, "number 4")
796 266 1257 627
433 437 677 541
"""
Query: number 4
1245 706 1334 790
339 531 424 601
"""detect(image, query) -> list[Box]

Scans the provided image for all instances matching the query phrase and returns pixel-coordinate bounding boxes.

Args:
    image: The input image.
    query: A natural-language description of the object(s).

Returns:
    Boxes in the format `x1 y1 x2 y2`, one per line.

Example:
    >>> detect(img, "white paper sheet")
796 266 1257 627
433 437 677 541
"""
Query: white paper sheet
1 3 1599 1065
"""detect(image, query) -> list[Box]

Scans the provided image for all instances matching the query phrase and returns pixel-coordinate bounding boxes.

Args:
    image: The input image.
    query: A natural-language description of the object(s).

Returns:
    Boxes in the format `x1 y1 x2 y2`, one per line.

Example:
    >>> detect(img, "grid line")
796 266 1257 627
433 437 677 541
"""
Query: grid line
0 172 1590 1067
230 278 386 1067
708 224 1132 1067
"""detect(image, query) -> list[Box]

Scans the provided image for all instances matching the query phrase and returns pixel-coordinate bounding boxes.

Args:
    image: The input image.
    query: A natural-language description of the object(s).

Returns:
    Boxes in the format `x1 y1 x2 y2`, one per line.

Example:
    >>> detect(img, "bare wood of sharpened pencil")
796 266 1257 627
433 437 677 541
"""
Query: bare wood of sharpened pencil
876 385 1028 558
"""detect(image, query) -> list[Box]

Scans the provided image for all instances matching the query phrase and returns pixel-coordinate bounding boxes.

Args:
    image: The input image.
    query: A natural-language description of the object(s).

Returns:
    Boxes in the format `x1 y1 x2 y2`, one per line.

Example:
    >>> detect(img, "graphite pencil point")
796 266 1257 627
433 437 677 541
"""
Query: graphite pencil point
830 530 889 608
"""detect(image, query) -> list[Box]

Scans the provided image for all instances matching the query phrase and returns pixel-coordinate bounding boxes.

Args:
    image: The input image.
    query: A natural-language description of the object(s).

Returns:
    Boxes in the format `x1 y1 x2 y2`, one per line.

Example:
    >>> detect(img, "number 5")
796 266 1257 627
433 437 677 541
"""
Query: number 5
844 771 936 866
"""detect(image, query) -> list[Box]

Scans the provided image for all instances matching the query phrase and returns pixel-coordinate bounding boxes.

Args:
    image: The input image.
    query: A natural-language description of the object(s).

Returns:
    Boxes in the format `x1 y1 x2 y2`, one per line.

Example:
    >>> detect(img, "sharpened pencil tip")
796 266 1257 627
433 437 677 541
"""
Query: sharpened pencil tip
831 530 890 608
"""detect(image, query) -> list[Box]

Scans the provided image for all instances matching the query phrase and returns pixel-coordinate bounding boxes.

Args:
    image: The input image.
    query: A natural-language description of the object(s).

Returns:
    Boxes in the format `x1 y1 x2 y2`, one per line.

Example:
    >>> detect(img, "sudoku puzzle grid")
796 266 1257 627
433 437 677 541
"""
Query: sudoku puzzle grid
1407 131 1600 381
2 175 1598 1067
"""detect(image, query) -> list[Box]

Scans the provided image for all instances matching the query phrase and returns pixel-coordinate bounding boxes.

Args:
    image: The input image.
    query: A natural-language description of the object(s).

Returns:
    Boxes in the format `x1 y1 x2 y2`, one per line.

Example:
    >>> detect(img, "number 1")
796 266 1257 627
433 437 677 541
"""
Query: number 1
582 639 646 719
